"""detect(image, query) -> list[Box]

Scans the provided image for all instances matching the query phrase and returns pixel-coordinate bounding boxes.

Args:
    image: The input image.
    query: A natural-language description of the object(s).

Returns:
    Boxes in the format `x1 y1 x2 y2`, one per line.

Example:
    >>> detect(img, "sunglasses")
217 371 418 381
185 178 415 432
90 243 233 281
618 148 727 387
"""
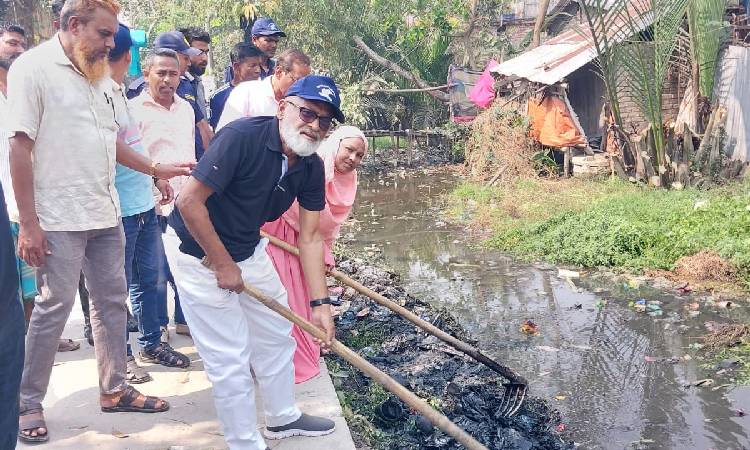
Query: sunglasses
285 101 334 131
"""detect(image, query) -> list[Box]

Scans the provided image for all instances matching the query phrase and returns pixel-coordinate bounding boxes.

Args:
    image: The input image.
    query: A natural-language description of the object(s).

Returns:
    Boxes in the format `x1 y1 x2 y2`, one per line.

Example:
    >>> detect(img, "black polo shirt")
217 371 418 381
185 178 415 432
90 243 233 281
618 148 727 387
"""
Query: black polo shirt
168 116 325 262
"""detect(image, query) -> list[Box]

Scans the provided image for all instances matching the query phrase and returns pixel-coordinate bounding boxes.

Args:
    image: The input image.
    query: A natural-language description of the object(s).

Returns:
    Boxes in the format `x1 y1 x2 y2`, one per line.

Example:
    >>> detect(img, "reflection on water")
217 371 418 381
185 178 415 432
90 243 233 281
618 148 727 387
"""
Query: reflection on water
341 169 750 450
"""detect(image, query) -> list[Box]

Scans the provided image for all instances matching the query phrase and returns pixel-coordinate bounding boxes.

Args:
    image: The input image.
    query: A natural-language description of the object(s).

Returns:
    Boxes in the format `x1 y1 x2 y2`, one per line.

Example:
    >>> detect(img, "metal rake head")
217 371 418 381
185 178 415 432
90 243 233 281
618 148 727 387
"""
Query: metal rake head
498 382 528 417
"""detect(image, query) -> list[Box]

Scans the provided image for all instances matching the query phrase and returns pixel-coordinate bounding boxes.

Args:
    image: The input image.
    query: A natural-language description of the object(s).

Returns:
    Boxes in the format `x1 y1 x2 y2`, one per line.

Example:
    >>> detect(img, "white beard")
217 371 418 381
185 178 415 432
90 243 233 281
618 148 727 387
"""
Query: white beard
280 118 321 157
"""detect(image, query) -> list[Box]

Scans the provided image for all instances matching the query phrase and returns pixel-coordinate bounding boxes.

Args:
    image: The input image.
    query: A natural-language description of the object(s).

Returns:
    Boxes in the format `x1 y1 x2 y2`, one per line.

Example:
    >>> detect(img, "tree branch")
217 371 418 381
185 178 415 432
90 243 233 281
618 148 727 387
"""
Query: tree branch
532 0 552 48
352 36 450 103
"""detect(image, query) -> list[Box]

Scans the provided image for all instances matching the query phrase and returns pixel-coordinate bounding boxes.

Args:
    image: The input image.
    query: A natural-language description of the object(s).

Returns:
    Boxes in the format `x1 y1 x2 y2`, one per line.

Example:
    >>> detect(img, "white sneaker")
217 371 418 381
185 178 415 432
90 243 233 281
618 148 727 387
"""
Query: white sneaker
263 413 335 439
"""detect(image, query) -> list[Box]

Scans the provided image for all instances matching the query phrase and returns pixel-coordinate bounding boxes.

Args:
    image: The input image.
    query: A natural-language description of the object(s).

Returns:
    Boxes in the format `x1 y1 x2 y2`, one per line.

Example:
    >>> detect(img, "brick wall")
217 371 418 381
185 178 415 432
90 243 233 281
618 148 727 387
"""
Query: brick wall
616 66 687 135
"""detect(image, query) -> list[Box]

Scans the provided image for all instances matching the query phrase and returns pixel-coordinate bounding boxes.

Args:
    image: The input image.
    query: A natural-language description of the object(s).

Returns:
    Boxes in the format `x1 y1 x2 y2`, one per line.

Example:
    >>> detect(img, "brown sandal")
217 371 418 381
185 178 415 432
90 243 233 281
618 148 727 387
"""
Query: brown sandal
101 385 169 413
18 408 49 443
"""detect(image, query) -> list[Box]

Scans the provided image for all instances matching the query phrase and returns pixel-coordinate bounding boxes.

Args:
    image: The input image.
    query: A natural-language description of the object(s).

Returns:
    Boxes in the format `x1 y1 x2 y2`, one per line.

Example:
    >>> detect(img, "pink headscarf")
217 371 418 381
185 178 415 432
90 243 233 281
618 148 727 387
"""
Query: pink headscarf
282 126 368 247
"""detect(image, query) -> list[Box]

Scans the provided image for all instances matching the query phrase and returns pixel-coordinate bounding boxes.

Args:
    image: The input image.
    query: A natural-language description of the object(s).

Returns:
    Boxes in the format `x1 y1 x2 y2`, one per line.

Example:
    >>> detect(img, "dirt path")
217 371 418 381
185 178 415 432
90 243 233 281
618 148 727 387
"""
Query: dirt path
24 298 355 450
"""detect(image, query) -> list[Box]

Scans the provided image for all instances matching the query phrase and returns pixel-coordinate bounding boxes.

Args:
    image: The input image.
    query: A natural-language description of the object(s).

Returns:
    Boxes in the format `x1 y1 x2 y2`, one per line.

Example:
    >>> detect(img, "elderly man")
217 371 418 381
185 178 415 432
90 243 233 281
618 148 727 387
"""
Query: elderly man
0 23 25 63
131 48 197 345
225 17 285 84
209 43 264 130
9 0 186 442
215 48 310 131
165 75 343 449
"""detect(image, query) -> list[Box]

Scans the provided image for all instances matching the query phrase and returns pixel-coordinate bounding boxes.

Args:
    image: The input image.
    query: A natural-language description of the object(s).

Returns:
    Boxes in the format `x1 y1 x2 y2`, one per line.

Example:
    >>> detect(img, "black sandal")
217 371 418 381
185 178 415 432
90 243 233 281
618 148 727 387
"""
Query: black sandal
101 386 169 413
139 343 191 368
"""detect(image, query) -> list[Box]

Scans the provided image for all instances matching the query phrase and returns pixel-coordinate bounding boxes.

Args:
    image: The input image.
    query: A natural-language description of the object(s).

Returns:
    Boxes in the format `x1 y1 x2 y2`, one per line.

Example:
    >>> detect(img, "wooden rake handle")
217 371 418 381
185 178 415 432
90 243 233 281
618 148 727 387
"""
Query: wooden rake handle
260 231 528 386
201 255 487 450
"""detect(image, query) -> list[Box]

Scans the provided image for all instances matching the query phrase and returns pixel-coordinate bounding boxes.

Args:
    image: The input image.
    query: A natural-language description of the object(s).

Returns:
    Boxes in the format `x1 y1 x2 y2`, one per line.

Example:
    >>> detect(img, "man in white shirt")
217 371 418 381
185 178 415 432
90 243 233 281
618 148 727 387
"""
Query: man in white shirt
215 48 310 131
9 1 186 443
130 49 197 340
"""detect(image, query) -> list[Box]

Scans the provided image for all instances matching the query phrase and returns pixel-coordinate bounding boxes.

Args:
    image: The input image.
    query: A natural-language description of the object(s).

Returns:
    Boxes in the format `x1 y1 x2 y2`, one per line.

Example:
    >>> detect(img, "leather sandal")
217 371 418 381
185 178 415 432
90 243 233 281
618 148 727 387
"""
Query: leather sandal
101 385 169 413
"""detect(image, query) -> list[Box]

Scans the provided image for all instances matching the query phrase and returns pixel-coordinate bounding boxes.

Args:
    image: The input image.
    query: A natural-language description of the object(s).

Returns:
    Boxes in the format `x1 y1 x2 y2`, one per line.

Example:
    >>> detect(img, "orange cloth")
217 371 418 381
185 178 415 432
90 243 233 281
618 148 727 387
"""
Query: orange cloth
262 126 368 383
527 96 586 147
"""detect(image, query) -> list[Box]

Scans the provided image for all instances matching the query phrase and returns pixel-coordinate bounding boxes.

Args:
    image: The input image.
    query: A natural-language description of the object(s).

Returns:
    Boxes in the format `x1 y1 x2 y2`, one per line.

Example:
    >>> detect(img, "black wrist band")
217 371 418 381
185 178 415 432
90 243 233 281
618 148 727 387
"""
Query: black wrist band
310 297 333 307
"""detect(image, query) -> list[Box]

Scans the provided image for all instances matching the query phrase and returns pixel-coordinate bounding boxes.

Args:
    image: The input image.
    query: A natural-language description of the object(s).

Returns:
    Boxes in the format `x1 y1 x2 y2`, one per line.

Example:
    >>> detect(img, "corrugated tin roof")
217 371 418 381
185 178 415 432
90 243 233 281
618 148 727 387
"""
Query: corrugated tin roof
491 1 653 85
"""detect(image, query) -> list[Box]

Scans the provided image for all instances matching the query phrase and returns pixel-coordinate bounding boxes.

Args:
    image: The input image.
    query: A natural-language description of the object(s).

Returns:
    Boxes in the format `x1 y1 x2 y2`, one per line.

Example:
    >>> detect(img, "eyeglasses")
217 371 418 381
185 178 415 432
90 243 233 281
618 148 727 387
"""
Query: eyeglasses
285 101 334 131
196 48 210 55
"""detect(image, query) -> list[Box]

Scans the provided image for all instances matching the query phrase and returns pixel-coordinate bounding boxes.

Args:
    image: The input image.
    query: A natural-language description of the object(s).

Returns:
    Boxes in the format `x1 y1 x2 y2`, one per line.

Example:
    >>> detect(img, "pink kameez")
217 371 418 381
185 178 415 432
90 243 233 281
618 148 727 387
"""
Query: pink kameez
262 126 367 383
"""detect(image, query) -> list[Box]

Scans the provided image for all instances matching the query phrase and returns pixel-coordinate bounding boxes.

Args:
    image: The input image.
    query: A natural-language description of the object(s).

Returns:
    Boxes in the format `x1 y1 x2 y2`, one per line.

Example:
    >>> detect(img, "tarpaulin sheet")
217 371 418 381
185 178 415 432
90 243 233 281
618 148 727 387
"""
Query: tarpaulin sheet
468 59 500 109
527 95 587 147
448 65 482 122
714 45 750 162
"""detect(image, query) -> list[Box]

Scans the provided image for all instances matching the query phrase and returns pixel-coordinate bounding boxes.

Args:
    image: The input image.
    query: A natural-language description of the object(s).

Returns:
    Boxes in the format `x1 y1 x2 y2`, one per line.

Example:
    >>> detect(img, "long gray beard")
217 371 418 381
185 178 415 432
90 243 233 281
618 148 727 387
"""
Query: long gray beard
280 119 321 157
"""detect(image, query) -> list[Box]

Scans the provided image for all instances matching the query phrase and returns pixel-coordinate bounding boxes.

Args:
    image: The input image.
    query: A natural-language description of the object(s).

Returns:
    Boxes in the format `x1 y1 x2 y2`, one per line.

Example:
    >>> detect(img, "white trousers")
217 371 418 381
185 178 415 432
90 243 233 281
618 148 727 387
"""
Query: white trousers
164 229 301 450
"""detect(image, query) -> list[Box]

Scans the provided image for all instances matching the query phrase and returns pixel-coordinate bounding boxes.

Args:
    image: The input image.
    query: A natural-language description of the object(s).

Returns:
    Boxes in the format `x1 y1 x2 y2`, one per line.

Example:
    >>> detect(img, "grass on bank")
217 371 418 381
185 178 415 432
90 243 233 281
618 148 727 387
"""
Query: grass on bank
448 177 750 287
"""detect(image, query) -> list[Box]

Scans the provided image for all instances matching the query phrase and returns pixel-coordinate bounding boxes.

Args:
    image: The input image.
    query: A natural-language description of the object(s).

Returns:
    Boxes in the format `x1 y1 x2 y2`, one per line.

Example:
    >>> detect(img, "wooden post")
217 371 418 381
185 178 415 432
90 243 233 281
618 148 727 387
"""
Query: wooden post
406 129 414 167
562 147 572 177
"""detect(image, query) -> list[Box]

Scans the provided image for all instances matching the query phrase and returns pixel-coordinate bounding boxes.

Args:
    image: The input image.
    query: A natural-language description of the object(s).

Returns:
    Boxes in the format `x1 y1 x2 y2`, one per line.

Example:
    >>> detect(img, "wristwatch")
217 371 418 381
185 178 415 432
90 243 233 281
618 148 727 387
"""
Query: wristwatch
150 161 161 179
309 297 333 308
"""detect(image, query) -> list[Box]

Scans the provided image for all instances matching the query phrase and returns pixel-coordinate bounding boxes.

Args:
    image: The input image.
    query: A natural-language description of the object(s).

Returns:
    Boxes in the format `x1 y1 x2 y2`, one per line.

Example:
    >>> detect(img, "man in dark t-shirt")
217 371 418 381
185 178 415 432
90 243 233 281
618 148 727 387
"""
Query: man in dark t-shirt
164 75 344 449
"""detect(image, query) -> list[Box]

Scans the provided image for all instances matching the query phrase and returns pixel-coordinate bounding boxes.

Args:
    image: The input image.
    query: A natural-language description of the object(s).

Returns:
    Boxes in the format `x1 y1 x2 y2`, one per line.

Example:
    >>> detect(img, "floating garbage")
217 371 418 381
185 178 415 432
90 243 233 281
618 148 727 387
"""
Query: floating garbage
629 299 662 316
521 320 540 336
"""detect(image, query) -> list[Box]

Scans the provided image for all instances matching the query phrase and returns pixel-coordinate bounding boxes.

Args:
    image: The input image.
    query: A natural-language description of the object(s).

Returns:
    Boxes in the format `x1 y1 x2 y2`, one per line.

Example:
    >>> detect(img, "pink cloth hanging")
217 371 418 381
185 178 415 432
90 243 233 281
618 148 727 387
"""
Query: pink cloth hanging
469 59 499 109
262 126 367 383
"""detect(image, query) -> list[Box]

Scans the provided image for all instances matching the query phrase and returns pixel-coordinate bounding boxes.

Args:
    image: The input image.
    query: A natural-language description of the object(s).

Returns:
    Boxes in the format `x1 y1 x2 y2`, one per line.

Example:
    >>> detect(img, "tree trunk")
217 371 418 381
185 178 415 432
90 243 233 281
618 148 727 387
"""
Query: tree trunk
352 36 450 103
532 0 552 48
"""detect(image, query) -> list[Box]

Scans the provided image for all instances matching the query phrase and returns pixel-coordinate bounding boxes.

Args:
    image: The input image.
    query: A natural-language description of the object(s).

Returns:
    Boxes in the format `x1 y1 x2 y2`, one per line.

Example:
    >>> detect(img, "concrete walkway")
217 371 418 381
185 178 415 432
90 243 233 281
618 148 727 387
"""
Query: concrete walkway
20 298 356 450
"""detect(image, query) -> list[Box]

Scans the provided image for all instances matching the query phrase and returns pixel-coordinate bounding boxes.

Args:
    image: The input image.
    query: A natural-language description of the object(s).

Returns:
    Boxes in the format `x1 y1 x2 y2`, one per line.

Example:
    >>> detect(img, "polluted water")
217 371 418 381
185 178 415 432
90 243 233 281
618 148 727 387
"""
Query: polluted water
333 169 750 450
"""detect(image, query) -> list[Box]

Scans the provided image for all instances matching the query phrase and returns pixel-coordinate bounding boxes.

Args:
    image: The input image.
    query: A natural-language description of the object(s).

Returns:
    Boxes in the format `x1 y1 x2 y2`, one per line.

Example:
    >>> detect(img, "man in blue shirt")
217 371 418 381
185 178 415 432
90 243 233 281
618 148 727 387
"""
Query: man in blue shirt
224 17 285 84
109 25 191 376
209 42 263 130
165 76 343 450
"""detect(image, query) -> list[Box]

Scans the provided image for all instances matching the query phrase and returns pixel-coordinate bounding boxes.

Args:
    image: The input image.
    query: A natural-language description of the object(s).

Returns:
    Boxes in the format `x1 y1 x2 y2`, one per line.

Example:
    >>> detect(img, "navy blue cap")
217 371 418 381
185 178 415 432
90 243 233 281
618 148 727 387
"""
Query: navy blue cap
110 23 133 60
153 31 201 57
251 18 286 37
285 75 345 122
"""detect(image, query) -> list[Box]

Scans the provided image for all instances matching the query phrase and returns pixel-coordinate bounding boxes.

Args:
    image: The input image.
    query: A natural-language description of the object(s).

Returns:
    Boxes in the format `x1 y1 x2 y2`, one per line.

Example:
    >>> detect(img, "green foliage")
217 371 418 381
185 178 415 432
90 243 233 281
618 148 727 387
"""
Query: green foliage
687 0 730 98
121 0 468 128
579 0 690 170
488 183 750 283
450 178 750 287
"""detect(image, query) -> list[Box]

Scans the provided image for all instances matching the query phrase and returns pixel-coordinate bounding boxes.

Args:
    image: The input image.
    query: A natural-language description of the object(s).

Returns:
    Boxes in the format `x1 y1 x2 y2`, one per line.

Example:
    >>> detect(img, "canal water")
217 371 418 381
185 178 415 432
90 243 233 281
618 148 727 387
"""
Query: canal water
340 168 750 450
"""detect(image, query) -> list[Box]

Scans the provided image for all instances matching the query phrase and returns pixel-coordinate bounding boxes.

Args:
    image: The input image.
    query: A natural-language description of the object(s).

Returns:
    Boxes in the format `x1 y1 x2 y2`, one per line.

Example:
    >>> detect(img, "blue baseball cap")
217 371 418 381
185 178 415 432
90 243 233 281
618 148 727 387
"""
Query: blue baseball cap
153 31 201 57
110 23 133 60
251 17 286 37
285 75 345 122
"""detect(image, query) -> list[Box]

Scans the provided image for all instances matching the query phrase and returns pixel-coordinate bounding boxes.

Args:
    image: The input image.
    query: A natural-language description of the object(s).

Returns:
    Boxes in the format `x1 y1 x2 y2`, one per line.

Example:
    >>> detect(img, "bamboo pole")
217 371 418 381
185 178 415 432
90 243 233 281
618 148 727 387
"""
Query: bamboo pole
201 257 488 450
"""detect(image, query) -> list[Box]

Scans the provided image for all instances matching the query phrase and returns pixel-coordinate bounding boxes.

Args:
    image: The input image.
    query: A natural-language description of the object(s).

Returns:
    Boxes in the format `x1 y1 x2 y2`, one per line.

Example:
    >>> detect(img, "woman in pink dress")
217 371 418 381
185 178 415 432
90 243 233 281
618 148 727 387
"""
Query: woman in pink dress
262 126 368 383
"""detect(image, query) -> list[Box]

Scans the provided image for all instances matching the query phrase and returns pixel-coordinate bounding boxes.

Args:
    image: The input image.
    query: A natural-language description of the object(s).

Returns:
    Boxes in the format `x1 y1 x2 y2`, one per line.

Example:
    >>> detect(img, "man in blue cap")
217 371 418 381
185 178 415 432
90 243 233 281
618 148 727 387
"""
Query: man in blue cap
164 75 344 449
109 24 192 381
225 17 286 84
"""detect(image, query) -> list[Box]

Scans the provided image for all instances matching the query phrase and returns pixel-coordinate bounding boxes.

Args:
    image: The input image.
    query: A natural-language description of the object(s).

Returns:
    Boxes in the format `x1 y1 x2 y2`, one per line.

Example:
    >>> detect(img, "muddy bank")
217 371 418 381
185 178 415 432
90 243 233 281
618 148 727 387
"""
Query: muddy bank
325 256 573 450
